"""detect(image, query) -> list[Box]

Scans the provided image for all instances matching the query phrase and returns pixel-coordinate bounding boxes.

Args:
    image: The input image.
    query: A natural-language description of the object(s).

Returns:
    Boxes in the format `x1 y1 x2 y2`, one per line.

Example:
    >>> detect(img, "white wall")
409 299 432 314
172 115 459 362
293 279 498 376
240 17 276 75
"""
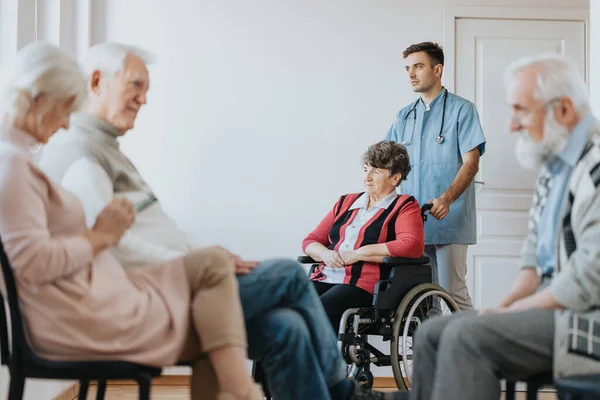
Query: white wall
101 0 587 262
591 0 600 115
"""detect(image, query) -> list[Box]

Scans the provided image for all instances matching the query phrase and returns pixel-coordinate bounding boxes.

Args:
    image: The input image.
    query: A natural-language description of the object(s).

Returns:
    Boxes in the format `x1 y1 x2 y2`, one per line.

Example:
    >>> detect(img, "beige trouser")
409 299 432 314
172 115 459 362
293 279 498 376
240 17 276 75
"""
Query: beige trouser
425 244 473 311
177 247 247 399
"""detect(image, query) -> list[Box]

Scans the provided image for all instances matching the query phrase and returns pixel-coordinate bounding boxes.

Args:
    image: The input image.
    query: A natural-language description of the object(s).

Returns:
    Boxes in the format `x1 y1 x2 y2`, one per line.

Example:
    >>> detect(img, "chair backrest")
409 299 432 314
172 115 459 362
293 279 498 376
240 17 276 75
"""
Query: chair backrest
0 234 37 370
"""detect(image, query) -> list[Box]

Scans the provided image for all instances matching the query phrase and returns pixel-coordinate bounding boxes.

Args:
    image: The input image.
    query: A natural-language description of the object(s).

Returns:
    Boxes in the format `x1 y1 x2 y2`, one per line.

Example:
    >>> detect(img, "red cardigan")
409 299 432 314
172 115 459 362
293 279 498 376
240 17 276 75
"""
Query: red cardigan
302 192 424 294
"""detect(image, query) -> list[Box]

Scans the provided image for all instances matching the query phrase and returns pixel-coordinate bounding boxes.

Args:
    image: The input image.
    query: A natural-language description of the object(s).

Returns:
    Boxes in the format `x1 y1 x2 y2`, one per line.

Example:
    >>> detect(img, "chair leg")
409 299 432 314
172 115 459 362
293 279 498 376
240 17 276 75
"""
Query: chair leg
251 361 264 383
137 373 152 400
95 379 107 400
78 379 89 400
526 382 541 400
252 361 272 399
7 374 25 400
560 394 574 400
263 375 273 400
505 381 516 400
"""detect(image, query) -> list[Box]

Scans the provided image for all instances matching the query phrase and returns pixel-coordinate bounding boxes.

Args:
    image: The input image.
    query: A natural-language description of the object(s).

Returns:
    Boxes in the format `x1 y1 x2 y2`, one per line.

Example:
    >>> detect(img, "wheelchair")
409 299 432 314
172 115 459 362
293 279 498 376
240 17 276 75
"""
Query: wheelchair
252 204 461 396
299 203 460 391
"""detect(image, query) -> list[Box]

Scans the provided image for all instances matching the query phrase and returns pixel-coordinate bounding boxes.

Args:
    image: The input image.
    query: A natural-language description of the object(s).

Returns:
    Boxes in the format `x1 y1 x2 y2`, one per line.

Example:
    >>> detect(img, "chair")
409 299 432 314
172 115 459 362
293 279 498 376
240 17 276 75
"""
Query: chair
0 235 162 400
505 371 554 400
555 374 600 399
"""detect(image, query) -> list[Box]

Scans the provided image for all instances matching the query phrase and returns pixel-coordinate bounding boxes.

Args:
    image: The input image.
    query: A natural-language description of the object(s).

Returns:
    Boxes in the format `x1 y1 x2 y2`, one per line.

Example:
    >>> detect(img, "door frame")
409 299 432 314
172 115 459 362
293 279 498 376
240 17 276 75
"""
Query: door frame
442 6 590 93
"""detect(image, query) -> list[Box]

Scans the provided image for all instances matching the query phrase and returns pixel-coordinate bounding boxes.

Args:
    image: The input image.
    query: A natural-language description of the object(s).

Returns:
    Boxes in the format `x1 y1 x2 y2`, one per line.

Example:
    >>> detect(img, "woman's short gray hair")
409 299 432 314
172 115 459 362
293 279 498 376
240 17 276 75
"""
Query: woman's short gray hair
504 53 589 113
362 141 411 185
82 43 155 79
0 41 87 123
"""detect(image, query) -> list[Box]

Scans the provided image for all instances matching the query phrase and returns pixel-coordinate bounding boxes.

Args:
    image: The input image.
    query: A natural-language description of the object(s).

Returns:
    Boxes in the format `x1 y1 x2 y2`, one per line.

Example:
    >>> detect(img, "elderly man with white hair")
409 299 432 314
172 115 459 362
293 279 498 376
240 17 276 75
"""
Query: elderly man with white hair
40 43 403 400
392 54 600 400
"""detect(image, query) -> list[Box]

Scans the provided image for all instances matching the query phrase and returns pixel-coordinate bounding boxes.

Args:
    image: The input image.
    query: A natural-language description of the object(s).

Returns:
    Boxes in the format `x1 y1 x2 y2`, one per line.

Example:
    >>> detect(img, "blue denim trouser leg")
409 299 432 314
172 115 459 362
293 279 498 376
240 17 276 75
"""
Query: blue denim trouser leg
237 258 347 400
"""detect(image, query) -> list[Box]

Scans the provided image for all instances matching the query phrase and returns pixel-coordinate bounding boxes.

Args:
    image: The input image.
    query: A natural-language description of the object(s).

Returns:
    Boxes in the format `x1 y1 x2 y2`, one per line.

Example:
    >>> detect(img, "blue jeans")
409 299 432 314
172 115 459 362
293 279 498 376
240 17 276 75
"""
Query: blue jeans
238 258 347 400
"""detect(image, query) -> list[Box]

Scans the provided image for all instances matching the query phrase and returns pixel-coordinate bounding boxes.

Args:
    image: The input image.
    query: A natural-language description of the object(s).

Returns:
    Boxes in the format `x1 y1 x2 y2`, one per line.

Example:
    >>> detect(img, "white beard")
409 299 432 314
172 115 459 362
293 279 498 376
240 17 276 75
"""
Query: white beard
515 112 569 170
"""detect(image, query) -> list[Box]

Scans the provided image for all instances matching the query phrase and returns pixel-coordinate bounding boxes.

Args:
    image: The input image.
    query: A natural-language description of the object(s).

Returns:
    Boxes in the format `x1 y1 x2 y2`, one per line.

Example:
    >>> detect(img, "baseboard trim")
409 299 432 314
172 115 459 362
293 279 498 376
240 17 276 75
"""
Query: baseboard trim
51 374 397 398
373 377 397 388
52 382 80 400
53 374 542 398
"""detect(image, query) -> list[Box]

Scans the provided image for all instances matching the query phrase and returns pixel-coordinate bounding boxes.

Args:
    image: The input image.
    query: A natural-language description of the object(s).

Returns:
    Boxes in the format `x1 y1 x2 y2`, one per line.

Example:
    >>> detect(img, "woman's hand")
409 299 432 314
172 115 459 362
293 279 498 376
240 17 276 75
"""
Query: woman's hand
322 249 345 269
340 250 361 265
91 198 135 246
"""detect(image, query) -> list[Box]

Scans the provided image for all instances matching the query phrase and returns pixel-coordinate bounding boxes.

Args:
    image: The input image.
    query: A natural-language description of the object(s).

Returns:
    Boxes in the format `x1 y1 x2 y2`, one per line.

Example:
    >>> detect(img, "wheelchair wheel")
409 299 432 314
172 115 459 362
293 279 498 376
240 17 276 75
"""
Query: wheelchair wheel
390 283 459 391
356 370 374 389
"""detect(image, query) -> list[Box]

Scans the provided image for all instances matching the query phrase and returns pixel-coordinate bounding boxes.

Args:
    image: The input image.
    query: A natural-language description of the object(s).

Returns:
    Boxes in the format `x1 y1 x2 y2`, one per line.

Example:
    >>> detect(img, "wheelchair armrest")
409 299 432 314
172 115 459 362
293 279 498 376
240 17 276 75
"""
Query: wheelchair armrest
298 255 430 265
382 256 429 265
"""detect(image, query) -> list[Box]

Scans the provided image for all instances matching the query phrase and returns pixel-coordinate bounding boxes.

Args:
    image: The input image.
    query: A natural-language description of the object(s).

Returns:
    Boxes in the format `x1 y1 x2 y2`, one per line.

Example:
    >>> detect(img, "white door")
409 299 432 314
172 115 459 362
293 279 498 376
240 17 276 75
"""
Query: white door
454 17 586 309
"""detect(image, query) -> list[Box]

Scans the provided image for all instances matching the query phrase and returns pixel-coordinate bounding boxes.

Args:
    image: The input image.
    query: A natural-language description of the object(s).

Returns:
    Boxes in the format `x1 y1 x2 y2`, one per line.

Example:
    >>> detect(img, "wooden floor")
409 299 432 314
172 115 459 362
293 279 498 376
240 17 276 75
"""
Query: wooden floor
82 384 559 400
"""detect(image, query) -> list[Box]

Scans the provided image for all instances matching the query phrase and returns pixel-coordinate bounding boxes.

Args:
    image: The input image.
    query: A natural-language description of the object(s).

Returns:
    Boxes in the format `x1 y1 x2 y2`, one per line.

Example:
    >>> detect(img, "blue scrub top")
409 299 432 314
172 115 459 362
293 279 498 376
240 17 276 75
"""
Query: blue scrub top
386 89 486 245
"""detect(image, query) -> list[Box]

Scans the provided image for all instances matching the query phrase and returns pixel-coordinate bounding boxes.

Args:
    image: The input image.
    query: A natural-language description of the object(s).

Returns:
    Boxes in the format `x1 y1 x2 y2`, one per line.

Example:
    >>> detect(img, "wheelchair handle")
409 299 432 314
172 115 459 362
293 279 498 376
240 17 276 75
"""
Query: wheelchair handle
421 203 433 221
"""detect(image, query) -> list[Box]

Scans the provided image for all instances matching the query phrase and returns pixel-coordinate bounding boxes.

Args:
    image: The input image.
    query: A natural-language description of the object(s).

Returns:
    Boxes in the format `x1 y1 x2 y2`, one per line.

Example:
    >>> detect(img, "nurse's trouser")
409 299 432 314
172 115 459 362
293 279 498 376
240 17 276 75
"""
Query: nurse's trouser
425 244 473 310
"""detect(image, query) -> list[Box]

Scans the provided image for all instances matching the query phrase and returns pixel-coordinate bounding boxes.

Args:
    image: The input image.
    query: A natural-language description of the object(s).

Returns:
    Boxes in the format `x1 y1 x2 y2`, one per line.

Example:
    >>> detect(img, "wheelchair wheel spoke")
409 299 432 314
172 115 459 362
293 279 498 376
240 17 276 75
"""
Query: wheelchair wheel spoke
391 284 460 392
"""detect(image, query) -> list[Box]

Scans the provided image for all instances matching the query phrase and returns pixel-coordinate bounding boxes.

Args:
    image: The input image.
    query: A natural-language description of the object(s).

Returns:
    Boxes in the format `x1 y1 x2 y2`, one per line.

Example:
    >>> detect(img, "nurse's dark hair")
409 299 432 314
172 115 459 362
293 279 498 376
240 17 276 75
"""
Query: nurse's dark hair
362 141 411 185
403 42 444 67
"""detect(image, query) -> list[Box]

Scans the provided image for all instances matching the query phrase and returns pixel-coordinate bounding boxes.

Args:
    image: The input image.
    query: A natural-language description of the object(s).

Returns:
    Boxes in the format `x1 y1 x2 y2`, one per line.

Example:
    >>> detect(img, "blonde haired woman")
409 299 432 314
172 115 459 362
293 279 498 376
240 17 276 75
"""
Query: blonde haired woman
0 41 261 400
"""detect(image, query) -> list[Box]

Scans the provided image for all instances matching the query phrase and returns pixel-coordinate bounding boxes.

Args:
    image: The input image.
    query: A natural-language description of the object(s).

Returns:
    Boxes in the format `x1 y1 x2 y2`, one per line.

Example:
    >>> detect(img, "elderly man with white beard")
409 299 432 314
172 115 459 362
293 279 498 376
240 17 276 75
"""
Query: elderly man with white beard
393 54 600 400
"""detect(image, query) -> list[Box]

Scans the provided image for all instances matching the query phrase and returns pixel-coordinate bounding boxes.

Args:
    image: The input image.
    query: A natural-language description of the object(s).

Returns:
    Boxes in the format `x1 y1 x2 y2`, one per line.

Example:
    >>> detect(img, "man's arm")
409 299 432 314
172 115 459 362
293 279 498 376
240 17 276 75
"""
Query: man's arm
506 286 564 311
61 158 183 266
497 268 541 308
497 186 600 313
429 148 480 220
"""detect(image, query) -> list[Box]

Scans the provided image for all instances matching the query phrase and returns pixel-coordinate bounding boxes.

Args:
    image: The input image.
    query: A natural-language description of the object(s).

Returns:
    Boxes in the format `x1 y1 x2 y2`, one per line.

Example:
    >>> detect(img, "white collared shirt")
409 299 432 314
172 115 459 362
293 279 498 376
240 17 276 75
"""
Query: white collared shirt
320 191 398 284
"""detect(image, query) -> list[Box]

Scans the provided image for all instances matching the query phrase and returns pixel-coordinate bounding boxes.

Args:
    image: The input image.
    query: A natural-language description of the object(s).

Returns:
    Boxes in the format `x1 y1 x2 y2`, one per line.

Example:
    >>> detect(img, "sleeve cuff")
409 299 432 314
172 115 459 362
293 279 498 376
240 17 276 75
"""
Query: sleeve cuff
460 141 486 157
66 236 94 268
518 253 538 270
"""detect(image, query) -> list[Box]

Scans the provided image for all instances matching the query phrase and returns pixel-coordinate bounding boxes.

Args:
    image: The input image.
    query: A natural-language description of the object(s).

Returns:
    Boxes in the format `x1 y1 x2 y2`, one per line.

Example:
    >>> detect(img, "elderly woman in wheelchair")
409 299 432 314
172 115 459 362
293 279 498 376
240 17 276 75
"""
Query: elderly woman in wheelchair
301 140 460 391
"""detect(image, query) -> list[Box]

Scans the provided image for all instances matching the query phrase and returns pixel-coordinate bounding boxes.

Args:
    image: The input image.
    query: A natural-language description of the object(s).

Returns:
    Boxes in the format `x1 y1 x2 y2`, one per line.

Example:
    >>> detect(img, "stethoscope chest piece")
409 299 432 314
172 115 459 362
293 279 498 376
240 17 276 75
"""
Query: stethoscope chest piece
435 135 444 144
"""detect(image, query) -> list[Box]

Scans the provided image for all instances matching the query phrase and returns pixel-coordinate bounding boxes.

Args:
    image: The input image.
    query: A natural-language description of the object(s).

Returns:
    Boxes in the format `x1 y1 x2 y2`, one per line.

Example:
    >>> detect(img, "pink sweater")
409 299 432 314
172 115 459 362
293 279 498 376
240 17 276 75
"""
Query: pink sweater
0 124 190 366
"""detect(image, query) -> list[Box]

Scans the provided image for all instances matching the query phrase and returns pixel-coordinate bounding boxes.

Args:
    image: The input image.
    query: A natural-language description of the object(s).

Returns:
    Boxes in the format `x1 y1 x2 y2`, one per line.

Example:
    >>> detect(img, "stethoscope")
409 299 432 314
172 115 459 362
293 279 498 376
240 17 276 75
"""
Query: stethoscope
401 88 448 146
